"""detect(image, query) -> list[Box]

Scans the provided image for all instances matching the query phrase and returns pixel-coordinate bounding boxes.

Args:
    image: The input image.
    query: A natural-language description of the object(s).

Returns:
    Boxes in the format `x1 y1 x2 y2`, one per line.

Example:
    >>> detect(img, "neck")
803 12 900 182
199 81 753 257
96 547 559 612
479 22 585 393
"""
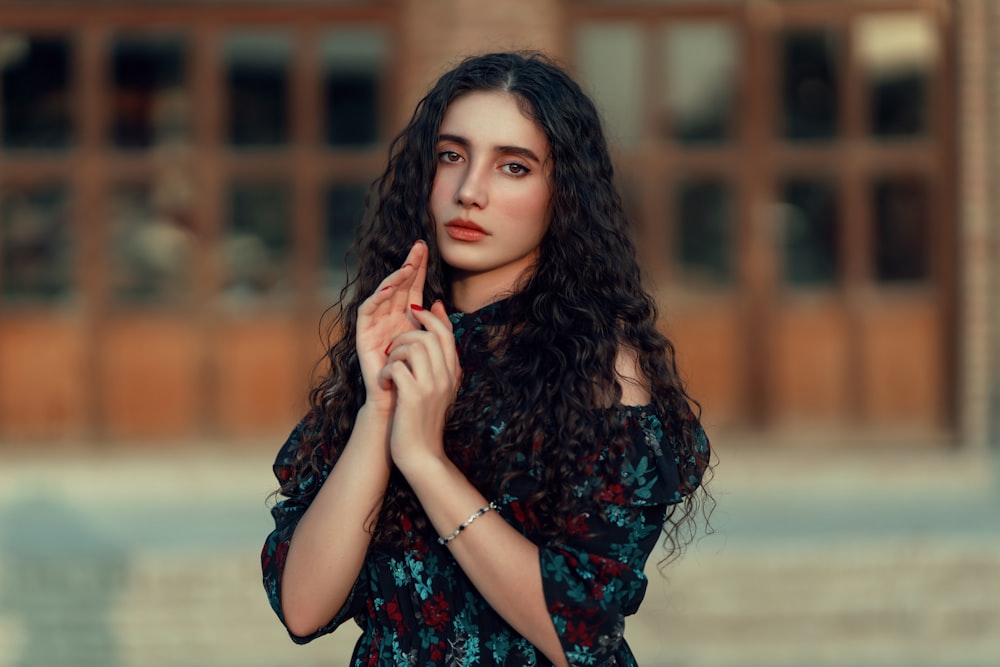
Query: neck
450 267 526 312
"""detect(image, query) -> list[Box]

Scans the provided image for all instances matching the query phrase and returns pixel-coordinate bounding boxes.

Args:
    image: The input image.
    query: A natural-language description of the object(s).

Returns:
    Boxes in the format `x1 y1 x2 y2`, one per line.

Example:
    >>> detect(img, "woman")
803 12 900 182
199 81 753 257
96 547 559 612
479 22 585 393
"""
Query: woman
262 51 712 667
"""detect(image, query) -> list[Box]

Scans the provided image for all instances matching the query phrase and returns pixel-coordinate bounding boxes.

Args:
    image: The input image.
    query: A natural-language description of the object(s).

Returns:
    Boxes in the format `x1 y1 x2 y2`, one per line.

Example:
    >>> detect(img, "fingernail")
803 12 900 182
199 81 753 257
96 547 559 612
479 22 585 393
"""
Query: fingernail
409 303 425 311
402 263 413 269
380 285 393 292
384 343 392 355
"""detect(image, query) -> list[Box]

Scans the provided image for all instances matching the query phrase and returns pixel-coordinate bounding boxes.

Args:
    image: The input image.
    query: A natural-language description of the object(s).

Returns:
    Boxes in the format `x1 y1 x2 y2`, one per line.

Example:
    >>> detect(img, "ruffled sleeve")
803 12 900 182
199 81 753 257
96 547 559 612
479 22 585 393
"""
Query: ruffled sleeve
537 405 709 666
260 416 369 644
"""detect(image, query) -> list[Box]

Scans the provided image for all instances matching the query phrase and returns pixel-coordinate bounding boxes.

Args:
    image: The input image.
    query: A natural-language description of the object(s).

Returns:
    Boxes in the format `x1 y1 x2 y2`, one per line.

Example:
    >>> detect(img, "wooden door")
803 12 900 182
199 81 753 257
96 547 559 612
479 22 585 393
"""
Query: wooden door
573 0 955 442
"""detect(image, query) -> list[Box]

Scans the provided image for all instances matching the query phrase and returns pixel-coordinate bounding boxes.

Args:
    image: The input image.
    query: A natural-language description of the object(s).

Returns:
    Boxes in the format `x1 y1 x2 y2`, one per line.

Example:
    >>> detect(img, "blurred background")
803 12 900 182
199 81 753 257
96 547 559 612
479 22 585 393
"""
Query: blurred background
0 0 997 665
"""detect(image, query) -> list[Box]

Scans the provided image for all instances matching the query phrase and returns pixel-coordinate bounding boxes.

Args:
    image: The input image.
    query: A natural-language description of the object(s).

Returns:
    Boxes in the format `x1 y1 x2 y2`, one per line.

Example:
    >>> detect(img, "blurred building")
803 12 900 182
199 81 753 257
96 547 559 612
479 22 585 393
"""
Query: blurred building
0 0 996 448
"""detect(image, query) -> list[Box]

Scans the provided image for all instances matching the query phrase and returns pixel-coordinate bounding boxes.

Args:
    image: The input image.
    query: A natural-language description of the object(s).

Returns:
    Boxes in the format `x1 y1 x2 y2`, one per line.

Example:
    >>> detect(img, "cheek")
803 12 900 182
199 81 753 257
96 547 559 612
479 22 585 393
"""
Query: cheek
510 185 551 235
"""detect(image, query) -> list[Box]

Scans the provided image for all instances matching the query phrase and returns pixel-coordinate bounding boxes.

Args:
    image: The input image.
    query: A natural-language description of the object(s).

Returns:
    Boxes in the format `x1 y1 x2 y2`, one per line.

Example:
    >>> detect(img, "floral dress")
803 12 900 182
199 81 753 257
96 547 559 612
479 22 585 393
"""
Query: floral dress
262 301 709 667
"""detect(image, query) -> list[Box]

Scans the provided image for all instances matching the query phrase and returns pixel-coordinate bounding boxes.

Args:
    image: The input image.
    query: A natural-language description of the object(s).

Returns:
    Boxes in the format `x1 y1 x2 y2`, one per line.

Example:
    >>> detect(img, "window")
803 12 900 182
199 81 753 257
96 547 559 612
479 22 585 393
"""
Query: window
111 34 190 149
661 22 738 144
675 179 734 285
0 184 74 302
781 30 839 141
109 182 196 304
0 34 72 150
223 182 292 302
872 175 930 282
780 179 839 287
323 28 387 148
225 32 291 148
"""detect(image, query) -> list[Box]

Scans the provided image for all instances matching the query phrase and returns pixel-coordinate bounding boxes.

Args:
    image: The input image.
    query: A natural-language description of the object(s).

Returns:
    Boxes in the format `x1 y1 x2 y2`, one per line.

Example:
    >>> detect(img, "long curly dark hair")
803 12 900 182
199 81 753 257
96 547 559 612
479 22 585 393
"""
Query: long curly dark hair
283 51 712 561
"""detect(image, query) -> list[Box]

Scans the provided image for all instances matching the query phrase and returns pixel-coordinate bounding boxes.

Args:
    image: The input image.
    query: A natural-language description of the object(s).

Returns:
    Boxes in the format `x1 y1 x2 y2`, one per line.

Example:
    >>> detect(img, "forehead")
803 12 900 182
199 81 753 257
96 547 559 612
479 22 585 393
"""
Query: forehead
439 91 548 154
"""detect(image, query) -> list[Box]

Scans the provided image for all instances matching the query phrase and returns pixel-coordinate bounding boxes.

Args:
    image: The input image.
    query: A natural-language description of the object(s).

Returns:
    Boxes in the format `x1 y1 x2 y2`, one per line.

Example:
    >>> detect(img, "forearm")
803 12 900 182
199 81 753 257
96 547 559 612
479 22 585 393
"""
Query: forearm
280 404 391 635
402 456 569 667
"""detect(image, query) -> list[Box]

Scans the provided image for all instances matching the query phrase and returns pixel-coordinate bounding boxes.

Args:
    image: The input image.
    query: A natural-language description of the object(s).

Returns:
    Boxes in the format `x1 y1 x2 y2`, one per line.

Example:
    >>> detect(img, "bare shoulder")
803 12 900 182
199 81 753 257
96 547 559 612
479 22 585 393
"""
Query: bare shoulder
615 346 651 407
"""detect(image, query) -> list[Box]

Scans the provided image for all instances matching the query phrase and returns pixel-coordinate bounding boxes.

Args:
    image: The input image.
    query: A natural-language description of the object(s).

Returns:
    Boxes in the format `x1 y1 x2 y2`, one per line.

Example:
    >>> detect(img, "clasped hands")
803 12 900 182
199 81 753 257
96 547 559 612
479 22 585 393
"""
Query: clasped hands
356 240 461 471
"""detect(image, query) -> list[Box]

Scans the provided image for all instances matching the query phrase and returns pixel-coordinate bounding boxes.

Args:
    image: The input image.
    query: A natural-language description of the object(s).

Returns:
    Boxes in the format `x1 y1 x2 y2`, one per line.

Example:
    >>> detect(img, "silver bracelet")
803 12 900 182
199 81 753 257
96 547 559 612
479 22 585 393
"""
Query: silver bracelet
438 501 497 545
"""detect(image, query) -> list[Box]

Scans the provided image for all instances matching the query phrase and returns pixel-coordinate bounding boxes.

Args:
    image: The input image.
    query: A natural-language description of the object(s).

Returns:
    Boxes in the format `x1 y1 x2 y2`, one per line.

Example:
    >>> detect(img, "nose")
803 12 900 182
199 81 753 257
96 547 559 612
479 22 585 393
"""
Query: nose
456 163 487 209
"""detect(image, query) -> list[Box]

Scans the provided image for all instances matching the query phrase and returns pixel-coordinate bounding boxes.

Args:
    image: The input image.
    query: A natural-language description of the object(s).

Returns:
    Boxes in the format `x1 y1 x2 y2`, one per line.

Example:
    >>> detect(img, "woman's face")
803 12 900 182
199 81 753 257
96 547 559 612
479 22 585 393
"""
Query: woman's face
430 90 551 304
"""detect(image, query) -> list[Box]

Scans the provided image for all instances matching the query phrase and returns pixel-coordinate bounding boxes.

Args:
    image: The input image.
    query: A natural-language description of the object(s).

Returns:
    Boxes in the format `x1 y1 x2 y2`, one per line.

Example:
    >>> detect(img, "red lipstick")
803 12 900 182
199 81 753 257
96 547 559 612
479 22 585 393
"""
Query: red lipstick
444 218 488 242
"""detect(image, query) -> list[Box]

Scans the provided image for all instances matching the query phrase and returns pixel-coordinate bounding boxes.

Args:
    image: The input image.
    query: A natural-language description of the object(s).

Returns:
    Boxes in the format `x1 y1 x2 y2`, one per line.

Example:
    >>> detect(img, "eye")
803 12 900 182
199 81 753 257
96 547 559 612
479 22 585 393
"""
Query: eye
502 162 531 176
438 150 463 163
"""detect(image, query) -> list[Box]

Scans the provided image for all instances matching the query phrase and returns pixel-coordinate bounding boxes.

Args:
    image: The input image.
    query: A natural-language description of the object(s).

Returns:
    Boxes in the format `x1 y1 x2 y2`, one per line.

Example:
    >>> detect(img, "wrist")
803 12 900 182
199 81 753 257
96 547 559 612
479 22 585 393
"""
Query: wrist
394 449 452 487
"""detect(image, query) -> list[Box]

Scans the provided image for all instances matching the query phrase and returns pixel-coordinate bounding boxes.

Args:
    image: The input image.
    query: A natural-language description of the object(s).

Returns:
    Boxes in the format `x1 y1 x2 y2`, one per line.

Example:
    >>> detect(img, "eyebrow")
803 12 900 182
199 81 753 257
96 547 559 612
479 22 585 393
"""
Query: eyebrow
437 133 543 164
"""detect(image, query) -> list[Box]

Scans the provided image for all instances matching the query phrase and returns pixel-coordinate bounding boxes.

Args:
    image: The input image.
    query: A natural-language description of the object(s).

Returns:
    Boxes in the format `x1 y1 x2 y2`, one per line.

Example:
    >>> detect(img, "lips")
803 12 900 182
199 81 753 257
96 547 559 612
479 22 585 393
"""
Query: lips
443 218 488 242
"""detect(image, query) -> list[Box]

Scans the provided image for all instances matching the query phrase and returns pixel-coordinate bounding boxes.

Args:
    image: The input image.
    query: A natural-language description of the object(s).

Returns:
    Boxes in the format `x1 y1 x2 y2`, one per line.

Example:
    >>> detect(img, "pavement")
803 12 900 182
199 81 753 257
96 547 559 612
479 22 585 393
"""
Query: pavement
0 437 998 667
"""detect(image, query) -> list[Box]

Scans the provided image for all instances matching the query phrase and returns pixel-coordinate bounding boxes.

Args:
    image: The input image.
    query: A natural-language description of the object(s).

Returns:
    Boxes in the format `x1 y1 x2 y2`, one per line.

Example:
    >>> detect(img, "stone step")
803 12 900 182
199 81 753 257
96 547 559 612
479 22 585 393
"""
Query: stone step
2 540 999 667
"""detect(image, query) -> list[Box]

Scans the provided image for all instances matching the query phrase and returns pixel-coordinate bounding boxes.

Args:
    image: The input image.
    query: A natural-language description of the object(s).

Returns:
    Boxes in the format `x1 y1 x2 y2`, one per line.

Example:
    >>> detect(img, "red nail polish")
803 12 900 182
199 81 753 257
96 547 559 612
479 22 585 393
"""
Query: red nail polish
380 285 393 292
384 343 392 355
409 303 425 311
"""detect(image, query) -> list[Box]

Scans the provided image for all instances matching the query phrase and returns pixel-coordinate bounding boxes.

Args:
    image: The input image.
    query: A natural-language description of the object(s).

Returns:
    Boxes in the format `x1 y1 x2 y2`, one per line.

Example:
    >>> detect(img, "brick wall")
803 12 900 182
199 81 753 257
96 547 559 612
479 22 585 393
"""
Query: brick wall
989 0 1000 445
956 0 998 448
393 0 567 126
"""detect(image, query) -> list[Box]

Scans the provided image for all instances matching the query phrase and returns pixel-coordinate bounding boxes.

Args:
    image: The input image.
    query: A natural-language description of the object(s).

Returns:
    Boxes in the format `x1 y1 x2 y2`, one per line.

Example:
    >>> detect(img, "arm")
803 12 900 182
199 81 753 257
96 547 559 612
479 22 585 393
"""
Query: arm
278 404 391 637
266 241 430 639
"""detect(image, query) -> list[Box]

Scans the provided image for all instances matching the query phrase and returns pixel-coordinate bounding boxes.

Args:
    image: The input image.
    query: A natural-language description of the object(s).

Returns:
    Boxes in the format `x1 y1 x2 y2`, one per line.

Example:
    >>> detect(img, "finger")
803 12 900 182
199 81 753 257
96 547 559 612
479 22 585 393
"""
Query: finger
360 264 416 315
408 240 428 307
410 301 456 371
386 334 448 383
430 300 452 332
376 362 395 391
381 359 416 396
398 312 458 393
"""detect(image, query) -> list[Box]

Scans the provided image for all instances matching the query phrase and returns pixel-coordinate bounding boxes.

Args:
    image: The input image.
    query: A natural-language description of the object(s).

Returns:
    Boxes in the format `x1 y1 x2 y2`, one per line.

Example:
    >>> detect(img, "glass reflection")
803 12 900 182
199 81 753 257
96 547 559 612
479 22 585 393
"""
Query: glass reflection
675 180 733 285
109 182 196 304
0 34 72 149
856 14 936 138
779 179 839 286
662 23 737 144
111 34 189 149
873 176 929 282
324 184 366 294
223 183 291 300
781 30 839 141
575 23 644 146
0 185 73 302
225 32 290 148
323 29 386 148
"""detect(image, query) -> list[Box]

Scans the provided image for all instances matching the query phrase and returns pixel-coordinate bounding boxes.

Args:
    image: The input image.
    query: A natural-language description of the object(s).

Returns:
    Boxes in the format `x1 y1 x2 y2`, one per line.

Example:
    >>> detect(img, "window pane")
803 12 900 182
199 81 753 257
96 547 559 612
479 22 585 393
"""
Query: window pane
873 175 929 282
781 30 839 141
223 183 291 300
0 184 73 302
109 182 197 304
779 179 839 286
0 34 72 149
675 180 733 285
322 28 386 148
111 34 189 149
324 184 366 294
856 14 937 138
225 33 290 148
575 23 644 146
661 22 738 144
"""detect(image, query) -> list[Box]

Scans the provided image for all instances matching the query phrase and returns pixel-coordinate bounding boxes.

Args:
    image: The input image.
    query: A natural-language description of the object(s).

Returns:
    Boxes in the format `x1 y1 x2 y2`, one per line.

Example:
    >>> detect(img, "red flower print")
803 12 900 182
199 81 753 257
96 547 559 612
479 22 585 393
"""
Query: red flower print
566 514 589 537
598 483 626 504
420 592 451 631
565 620 592 645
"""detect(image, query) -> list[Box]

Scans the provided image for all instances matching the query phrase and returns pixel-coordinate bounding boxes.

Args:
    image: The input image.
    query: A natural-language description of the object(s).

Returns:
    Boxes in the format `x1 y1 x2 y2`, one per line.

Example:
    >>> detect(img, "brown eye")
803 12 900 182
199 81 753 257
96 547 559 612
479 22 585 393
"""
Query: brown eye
502 162 530 176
